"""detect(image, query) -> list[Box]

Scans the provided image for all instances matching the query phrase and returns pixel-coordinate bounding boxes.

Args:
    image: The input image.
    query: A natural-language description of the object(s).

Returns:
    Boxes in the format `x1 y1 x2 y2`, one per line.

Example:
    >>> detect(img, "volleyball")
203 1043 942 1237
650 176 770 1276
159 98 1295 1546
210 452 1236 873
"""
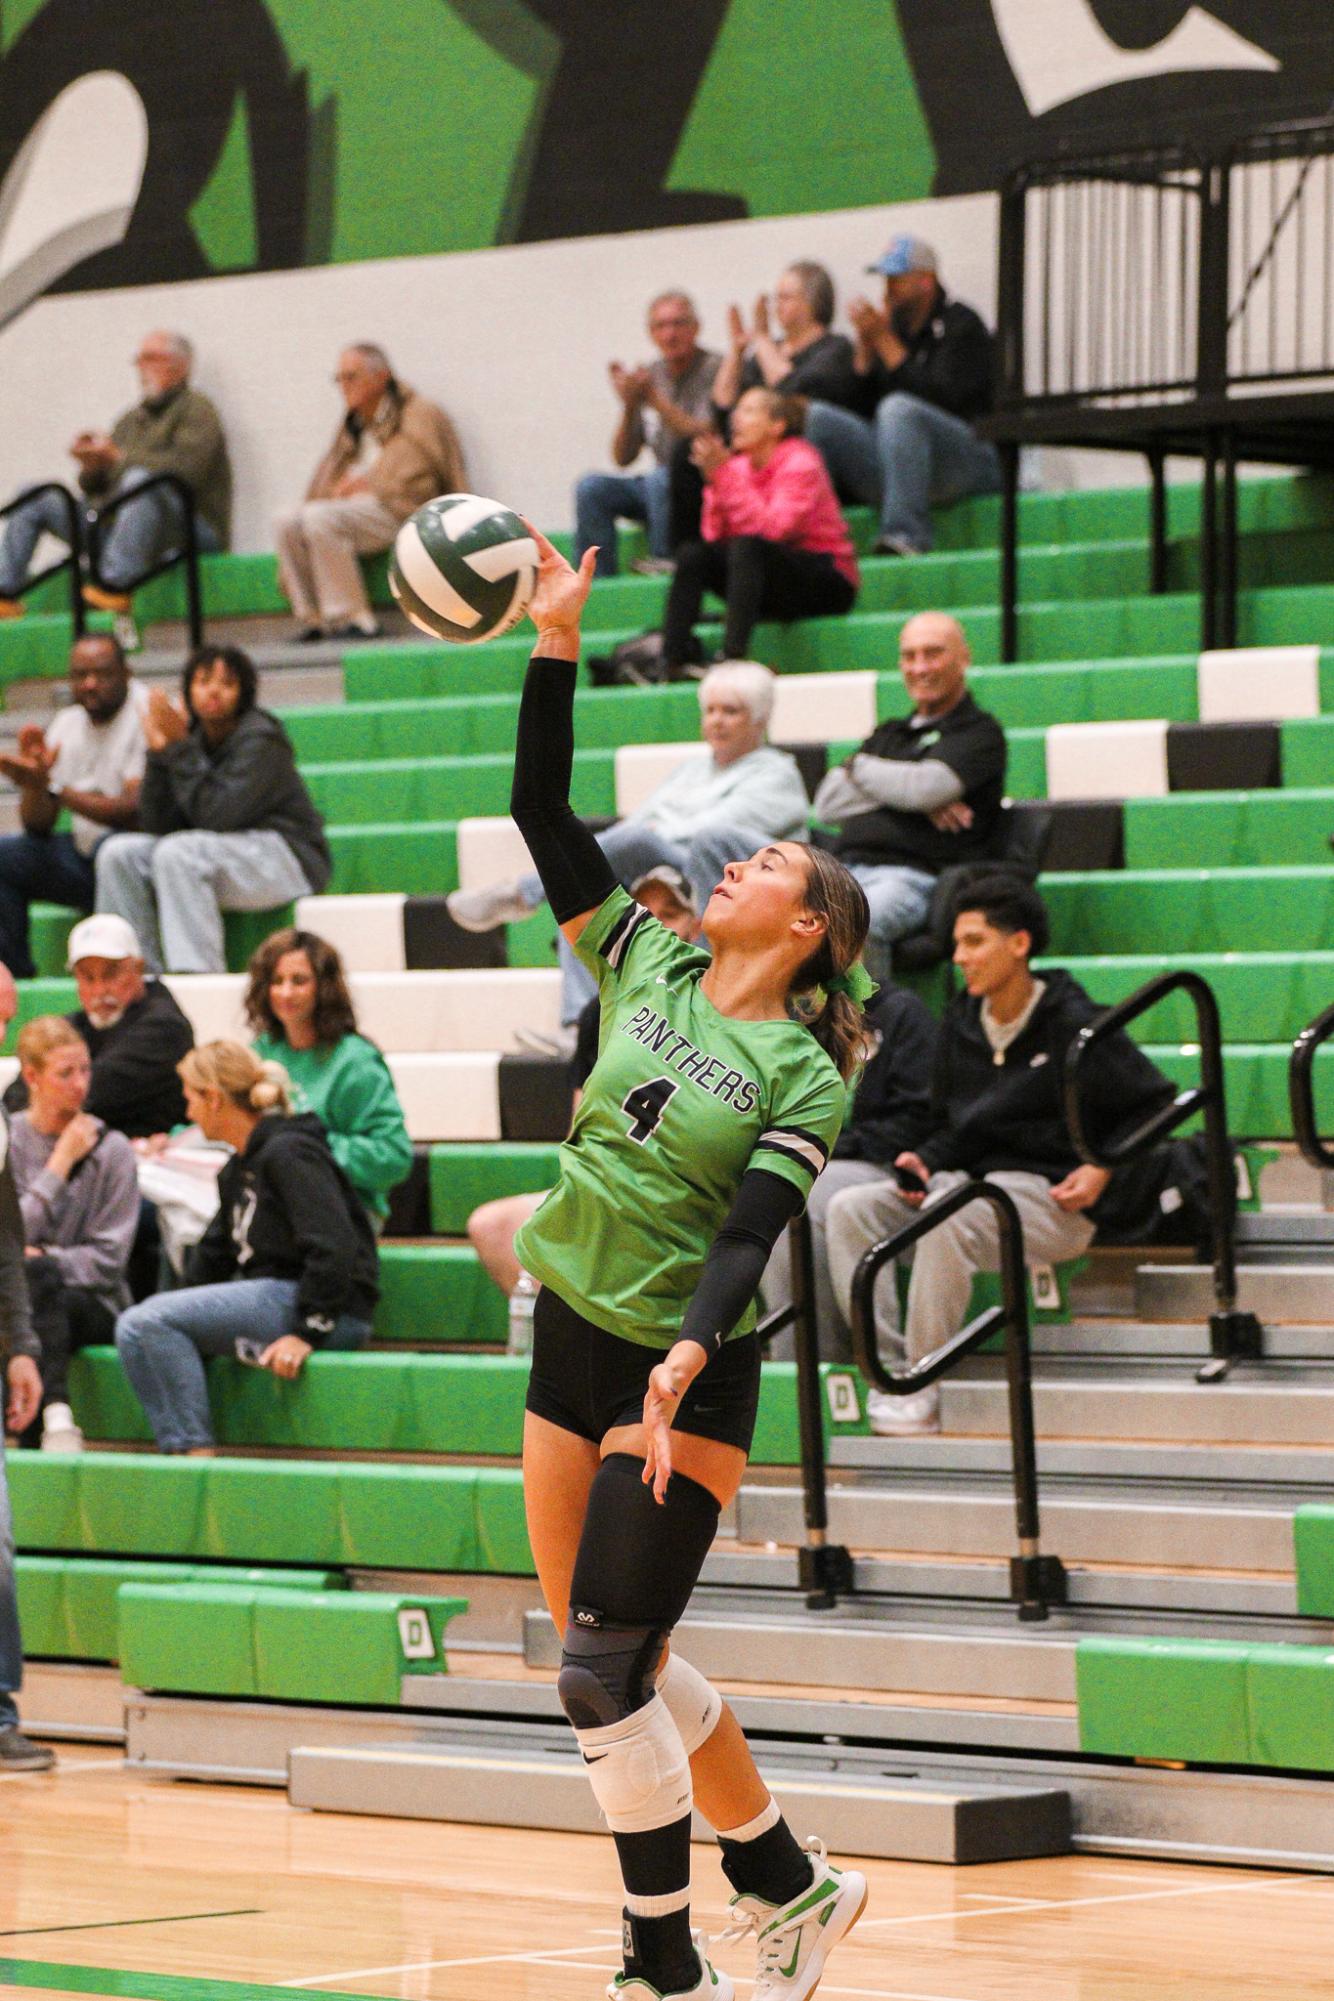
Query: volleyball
389 493 539 644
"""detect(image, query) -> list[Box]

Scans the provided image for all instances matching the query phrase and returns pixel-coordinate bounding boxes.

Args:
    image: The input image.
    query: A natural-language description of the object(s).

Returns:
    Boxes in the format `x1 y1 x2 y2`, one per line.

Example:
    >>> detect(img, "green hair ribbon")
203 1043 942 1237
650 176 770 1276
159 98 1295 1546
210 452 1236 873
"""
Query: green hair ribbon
824 960 877 1008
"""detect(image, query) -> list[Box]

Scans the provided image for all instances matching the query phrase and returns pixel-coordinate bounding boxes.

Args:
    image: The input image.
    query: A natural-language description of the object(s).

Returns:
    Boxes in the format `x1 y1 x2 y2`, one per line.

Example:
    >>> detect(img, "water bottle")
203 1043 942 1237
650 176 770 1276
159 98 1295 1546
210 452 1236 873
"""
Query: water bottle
507 1269 538 1356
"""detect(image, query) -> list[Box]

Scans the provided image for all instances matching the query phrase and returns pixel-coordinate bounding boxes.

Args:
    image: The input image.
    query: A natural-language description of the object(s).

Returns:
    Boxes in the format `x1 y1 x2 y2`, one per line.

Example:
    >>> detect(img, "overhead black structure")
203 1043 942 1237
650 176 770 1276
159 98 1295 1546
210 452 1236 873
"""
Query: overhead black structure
984 117 1334 658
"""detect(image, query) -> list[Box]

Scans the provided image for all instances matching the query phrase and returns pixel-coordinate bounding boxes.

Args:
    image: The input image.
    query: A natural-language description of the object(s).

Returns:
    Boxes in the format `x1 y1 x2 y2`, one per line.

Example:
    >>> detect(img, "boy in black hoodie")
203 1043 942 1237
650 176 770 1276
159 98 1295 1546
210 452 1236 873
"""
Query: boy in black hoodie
826 874 1173 1434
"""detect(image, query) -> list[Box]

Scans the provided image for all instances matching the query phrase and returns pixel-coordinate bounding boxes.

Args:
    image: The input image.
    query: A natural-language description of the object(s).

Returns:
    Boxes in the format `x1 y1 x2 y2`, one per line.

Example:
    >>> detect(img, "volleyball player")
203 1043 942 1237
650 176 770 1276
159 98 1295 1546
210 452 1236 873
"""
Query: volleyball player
511 526 872 2001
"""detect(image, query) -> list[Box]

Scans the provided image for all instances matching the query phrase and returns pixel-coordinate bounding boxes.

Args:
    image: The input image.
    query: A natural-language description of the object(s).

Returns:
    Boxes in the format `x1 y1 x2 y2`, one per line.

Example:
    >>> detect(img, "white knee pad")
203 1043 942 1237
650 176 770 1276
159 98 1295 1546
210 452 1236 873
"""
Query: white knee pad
656 1652 723 1755
573 1691 692 1834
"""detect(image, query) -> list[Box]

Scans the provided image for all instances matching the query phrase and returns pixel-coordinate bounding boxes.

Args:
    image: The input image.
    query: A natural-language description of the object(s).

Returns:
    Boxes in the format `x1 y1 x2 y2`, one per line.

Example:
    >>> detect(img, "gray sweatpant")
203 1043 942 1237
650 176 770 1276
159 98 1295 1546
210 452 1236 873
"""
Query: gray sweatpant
824 1168 1095 1367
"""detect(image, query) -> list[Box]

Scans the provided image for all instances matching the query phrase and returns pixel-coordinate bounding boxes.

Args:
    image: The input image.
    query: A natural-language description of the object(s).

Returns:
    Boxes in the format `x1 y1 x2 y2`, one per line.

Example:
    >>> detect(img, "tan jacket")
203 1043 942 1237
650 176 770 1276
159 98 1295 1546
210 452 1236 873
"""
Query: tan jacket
307 384 467 524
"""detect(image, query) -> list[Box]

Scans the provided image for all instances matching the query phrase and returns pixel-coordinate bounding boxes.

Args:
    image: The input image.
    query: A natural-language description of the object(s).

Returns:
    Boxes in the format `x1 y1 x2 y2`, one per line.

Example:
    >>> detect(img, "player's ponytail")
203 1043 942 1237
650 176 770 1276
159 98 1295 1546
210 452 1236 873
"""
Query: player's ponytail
788 848 875 1081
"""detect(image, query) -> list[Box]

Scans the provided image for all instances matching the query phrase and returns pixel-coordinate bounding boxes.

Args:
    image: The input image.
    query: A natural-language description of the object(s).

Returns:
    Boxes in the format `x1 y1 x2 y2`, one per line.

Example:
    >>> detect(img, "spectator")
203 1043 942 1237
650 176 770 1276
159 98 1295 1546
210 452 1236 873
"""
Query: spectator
813 612 1006 977
0 1105 53 1768
762 981 937 1360
10 1018 138 1453
94 645 331 974
711 261 858 419
803 235 1000 556
244 927 412 1223
467 866 702 1293
574 292 721 578
0 331 230 616
274 343 468 642
115 1043 379 1456
4 915 193 1138
661 389 859 672
825 876 1174 1434
447 659 809 1029
0 636 146 978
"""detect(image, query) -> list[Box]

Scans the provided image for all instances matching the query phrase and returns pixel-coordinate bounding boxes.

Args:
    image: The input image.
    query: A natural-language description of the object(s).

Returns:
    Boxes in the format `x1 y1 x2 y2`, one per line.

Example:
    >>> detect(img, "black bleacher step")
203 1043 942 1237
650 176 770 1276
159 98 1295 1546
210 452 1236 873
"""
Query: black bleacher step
498 1052 573 1140
1166 718 1281 791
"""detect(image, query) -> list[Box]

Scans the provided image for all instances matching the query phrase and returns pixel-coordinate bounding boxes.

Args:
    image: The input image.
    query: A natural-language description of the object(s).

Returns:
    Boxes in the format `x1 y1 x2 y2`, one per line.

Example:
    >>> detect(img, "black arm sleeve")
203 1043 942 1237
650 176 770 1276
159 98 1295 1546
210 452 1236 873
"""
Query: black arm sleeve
510 656 618 924
678 1168 806 1360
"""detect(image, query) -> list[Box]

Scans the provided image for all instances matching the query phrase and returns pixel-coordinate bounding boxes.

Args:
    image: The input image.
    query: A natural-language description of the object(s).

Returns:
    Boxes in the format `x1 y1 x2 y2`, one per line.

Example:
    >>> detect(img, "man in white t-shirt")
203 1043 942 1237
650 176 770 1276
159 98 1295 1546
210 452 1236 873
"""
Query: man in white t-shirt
0 635 146 977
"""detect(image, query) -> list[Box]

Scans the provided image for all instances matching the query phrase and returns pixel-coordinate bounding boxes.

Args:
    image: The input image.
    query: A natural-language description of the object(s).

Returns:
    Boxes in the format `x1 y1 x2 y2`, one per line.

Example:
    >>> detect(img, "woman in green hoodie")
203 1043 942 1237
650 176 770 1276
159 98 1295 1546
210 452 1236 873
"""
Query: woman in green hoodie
244 928 412 1223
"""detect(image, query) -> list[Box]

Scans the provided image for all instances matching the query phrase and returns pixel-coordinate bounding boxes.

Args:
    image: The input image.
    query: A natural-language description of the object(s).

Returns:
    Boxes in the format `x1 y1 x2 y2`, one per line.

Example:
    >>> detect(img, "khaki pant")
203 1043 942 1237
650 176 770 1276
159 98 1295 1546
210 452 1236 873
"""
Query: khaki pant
825 1168 1095 1368
274 493 400 627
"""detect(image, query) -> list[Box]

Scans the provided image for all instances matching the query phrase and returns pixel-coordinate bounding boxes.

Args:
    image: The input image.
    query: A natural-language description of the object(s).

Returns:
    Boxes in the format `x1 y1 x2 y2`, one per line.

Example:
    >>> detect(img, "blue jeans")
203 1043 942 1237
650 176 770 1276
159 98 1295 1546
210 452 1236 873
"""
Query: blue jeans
0 1434 19 1729
804 392 1001 551
116 1278 372 1453
574 465 672 577
96 828 312 973
0 466 220 597
519 817 768 1023
845 861 937 981
0 830 96 978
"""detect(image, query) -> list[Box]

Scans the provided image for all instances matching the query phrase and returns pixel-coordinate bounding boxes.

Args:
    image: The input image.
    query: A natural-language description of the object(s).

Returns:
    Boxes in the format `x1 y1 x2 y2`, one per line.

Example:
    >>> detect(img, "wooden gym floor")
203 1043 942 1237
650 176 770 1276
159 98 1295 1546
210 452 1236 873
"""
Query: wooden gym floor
5 1747 1334 2000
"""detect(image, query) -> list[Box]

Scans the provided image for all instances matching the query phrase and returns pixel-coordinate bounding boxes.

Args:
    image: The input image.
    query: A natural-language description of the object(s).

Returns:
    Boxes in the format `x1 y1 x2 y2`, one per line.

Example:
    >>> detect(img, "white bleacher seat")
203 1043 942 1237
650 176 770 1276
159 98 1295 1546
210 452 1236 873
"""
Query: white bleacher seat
1044 719 1169 800
770 670 877 747
614 742 697 817
387 1051 500 1141
1197 645 1321 722
0 1056 17 1096
164 968 562 1057
294 893 406 972
456 817 535 892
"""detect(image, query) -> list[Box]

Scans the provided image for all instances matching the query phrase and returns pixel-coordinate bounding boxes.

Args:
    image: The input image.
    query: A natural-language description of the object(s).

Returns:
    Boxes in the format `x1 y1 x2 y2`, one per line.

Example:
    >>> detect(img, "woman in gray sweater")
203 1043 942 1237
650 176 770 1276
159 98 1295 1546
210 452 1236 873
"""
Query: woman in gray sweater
10 1017 139 1451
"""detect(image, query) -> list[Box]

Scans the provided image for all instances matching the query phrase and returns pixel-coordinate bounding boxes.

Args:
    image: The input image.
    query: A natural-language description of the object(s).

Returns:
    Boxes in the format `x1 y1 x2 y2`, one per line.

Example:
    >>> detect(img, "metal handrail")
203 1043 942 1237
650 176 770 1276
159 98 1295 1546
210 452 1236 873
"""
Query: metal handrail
1290 1001 1334 1172
0 483 86 635
1064 969 1262 1381
85 472 204 646
848 1177 1066 1622
755 1214 852 1611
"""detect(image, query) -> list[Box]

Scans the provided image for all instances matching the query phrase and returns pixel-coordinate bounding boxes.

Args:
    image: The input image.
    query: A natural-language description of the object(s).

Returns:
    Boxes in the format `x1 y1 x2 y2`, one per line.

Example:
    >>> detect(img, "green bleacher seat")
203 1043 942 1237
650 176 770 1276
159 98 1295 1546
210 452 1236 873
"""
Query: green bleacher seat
1076 1636 1253 1763
428 1141 563 1234
15 1556 339 1662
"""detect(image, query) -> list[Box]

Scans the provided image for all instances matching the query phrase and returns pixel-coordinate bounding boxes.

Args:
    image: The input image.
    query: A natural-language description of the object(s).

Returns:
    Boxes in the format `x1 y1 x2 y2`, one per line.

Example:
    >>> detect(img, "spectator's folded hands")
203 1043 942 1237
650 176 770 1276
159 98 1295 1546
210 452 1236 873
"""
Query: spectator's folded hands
848 294 888 341
929 800 974 834
690 432 729 480
894 1151 932 1206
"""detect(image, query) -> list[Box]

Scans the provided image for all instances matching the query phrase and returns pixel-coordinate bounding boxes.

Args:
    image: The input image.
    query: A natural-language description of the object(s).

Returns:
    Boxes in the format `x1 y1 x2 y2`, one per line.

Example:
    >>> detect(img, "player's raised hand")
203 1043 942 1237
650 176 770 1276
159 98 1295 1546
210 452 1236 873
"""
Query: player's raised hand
522 523 597 647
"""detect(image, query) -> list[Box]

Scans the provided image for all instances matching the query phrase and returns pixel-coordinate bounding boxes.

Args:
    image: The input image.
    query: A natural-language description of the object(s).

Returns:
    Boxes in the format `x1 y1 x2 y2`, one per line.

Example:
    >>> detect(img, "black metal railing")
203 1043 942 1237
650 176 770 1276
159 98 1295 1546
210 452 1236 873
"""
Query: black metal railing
1290 1001 1334 1172
85 472 204 647
0 484 87 634
1064 970 1262 1382
848 1178 1066 1622
756 1214 852 1611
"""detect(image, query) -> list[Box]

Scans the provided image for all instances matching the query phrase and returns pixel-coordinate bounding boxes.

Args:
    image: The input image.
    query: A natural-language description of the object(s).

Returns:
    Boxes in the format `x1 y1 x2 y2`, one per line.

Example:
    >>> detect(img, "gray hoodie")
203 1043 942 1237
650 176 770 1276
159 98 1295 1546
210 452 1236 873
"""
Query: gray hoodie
10 1113 139 1311
0 1116 37 1366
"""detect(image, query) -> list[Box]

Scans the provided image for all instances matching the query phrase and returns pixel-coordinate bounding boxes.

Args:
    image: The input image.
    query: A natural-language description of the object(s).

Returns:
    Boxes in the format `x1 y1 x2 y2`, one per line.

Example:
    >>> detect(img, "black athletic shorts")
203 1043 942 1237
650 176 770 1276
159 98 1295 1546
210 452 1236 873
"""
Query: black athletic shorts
525 1283 761 1453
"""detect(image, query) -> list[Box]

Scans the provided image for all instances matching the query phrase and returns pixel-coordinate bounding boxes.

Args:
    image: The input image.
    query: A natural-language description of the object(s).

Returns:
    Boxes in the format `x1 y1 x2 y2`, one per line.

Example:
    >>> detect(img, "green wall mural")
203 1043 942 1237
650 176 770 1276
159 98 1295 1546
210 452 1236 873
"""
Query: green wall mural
0 0 1329 315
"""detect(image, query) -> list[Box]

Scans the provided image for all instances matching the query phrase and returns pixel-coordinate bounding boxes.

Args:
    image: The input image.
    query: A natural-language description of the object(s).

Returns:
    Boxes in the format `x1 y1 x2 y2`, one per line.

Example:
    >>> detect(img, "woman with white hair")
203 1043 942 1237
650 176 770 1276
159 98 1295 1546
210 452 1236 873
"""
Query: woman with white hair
449 659 812 1032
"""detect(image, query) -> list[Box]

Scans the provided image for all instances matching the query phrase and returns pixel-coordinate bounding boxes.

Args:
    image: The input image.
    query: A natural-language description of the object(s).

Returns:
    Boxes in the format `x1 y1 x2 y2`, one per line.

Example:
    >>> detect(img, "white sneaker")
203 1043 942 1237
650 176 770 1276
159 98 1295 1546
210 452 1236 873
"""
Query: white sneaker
607 1930 733 2000
40 1403 84 1452
446 881 532 932
718 1839 867 2000
865 1384 940 1436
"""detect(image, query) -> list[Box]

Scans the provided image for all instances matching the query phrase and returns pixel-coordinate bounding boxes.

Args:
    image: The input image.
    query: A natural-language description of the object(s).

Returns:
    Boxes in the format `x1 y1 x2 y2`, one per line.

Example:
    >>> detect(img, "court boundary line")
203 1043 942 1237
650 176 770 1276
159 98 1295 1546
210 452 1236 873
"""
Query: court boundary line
0 1912 263 1940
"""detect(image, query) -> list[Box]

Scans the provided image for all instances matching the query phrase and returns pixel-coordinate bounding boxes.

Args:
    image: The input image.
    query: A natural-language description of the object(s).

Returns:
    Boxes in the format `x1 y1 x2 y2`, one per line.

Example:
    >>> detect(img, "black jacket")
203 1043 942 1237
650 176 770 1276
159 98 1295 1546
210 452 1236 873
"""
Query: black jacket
918 968 1175 1229
735 331 861 414
834 987 937 1168
851 285 995 425
4 981 194 1136
143 708 332 894
832 691 1007 873
185 1113 379 1338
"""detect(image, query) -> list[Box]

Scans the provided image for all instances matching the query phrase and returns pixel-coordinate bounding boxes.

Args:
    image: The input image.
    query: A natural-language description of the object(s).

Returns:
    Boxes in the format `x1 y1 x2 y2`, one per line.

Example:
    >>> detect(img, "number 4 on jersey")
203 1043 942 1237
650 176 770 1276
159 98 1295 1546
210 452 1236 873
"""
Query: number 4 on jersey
621 1075 679 1144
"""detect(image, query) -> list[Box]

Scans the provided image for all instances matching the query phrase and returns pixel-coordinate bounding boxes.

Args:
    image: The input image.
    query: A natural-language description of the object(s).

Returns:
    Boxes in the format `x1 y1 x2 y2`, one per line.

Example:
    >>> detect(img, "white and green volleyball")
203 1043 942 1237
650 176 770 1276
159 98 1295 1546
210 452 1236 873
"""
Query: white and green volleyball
389 493 538 644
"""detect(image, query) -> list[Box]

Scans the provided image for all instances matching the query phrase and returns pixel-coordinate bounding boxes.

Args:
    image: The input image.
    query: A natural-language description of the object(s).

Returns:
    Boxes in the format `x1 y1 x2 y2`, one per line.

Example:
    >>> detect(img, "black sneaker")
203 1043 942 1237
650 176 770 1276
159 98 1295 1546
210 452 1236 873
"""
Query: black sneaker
0 1727 56 1771
331 621 384 643
296 624 326 644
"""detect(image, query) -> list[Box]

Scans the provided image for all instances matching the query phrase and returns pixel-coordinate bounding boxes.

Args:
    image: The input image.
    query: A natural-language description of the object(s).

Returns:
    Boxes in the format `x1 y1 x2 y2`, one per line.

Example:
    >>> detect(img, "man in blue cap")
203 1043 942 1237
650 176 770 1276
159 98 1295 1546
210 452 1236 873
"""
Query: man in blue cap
804 235 1000 555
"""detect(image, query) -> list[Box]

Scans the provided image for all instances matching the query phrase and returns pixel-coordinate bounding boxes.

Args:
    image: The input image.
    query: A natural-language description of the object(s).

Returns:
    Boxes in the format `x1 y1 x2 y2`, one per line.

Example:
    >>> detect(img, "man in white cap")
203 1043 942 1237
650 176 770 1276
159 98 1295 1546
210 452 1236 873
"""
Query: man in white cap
4 914 192 1140
803 234 1000 555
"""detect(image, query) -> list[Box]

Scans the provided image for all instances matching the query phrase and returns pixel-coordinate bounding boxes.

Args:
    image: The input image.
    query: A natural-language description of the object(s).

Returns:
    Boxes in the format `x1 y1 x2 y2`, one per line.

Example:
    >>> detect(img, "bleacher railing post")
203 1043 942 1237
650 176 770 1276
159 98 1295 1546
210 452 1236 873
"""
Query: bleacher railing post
1290 1002 1334 1172
85 473 205 647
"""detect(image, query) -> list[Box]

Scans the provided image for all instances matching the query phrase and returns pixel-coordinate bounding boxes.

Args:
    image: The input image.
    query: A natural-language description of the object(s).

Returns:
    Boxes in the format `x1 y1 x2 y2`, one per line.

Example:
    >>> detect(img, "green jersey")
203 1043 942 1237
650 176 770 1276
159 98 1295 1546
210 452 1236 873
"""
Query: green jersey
514 887 848 1351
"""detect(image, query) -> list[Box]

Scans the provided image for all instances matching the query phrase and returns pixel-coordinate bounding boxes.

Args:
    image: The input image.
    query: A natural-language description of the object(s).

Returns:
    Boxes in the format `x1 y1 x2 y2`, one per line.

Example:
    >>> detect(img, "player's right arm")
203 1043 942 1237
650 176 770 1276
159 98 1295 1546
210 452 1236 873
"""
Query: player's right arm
511 527 611 948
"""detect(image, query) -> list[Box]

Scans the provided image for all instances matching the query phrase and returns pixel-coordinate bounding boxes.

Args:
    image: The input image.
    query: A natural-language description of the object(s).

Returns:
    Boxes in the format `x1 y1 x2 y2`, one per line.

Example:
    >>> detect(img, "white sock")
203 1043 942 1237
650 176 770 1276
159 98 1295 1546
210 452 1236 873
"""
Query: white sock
42 1402 75 1431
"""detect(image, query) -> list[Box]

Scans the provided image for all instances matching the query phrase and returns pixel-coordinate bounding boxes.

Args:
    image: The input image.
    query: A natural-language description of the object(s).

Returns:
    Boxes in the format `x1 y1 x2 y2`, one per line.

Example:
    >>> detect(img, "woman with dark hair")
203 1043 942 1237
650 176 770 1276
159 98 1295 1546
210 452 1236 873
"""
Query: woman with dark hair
661 386 859 673
509 529 871 2001
245 927 411 1222
93 645 331 974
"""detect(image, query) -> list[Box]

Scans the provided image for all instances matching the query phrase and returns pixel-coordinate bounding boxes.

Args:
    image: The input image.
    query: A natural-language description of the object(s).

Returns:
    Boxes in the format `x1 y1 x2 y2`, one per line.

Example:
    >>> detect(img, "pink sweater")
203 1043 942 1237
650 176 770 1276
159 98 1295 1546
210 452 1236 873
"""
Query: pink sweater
701 436 860 589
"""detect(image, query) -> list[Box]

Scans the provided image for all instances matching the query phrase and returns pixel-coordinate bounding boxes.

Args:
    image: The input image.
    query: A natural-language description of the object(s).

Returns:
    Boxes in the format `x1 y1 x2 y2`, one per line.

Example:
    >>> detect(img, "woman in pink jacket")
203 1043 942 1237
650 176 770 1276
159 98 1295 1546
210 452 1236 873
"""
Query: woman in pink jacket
660 385 859 671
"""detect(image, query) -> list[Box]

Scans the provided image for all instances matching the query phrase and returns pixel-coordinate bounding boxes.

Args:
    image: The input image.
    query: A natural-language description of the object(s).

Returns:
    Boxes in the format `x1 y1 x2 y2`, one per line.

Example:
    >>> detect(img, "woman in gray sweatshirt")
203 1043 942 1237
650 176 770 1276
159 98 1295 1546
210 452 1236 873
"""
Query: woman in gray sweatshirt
10 1017 139 1451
